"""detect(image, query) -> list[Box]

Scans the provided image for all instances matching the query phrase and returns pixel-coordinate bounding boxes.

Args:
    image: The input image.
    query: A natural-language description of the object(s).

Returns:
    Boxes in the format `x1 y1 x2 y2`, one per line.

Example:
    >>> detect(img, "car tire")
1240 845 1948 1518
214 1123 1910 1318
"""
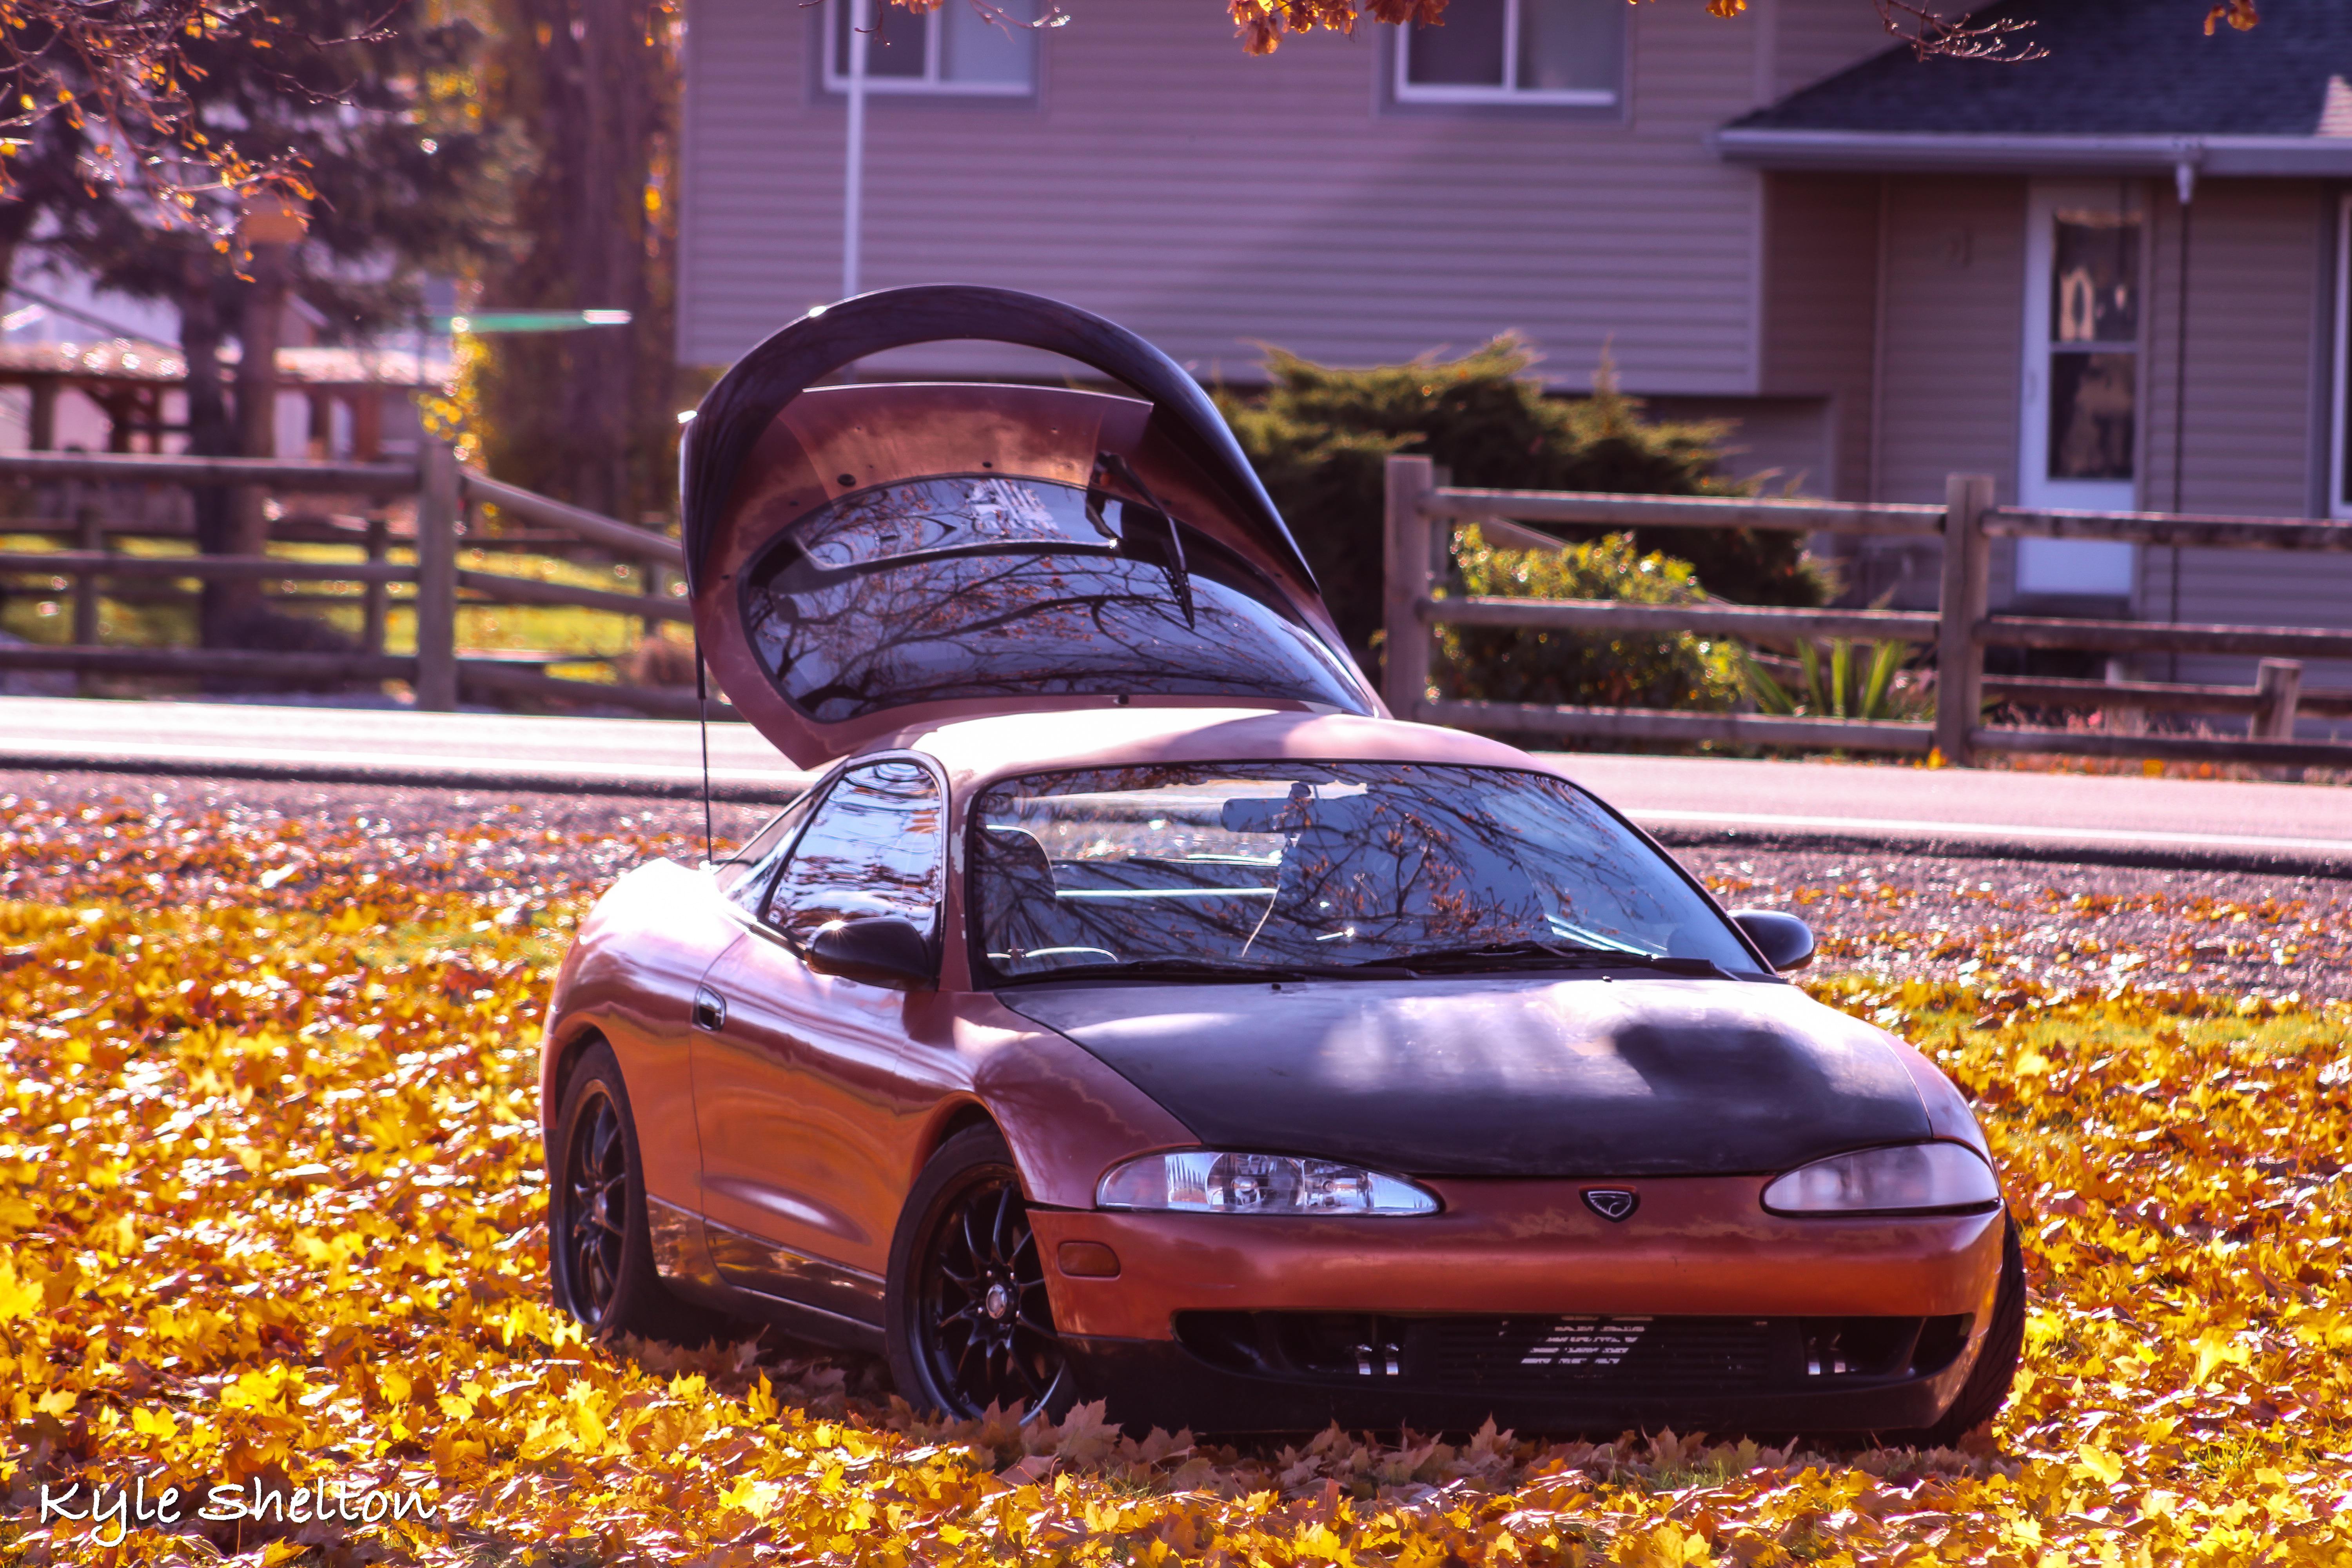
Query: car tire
548 1041 717 1345
1918 1214 2026 1446
886 1124 1075 1422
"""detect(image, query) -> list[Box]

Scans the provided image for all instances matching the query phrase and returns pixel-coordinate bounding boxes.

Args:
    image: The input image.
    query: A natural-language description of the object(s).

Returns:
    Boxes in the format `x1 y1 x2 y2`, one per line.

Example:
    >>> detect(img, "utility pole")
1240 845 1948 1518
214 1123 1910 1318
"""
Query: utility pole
843 0 869 300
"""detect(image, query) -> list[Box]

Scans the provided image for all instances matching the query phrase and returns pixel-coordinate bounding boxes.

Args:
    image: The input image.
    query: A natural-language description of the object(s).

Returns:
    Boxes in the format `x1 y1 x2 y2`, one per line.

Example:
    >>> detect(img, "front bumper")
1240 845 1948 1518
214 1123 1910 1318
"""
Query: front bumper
1060 1330 1971 1437
1028 1176 2006 1435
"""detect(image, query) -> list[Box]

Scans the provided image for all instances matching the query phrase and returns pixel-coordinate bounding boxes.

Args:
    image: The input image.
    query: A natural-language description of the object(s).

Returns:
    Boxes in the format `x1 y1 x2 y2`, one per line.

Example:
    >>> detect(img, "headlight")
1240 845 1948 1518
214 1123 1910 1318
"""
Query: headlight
1762 1142 2001 1216
1097 1151 1440 1216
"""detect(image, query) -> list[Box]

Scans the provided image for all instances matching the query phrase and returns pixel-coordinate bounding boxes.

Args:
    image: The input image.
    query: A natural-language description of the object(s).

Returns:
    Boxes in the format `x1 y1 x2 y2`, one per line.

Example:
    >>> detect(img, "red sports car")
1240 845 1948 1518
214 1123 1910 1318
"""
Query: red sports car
539 286 2022 1439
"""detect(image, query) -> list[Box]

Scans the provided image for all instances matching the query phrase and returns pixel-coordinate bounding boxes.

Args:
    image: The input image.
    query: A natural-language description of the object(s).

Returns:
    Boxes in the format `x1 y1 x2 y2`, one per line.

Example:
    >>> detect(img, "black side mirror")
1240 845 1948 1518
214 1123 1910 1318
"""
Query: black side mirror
1730 909 1815 972
804 916 936 989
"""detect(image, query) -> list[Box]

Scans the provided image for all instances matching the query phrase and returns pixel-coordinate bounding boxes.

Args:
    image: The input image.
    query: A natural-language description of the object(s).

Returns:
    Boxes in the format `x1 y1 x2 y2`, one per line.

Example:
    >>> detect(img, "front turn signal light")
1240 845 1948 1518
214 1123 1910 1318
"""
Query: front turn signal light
1762 1142 2001 1217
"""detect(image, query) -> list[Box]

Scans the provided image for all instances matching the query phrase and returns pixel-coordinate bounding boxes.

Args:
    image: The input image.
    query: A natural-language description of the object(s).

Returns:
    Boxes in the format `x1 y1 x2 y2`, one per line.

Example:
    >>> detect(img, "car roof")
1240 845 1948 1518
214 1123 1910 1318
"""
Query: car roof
870 704 1554 800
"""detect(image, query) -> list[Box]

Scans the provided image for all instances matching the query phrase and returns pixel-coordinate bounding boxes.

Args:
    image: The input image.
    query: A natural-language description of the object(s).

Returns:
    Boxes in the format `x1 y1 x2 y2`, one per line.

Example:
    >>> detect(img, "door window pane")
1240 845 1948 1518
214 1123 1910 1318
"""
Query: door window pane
2051 212 2140 344
765 760 945 944
1406 0 1506 87
2048 351 2136 482
1517 0 1621 93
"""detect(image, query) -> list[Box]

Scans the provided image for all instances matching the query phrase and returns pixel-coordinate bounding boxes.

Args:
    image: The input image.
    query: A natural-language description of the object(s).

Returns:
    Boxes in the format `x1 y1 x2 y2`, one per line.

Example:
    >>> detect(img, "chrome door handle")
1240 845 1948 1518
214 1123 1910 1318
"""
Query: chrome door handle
692 985 727 1032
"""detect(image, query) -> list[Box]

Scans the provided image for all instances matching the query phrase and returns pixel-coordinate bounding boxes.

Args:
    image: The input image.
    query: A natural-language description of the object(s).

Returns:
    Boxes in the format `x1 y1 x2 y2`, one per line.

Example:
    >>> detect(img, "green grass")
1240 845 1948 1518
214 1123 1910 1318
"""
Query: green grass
0 533 690 675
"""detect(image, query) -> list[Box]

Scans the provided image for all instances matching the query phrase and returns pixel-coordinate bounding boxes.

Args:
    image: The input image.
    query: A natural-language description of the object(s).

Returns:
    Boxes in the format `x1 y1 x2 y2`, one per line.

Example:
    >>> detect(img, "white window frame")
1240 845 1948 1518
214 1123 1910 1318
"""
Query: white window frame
2332 192 2352 520
2016 179 2147 599
821 0 1035 98
1392 0 1619 108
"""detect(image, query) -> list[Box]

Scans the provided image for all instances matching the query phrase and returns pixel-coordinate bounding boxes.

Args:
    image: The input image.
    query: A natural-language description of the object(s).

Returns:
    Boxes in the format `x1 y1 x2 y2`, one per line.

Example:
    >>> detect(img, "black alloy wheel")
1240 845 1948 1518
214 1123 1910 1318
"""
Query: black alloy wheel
548 1040 715 1344
887 1126 1073 1420
563 1088 630 1327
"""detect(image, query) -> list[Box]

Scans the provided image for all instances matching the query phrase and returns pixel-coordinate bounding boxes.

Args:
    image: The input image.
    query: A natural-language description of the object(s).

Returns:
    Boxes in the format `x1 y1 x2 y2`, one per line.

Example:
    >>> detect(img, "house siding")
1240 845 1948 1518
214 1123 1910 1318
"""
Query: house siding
1790 172 2350 683
1859 176 2029 608
1874 176 2026 510
2138 180 2351 687
1767 0 1899 102
1758 171 1879 499
677 0 1783 395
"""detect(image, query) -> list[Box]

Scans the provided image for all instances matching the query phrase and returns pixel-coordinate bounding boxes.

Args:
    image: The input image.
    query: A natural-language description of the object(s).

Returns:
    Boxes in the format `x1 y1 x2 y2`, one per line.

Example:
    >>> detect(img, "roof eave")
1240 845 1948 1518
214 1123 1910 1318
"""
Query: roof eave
1713 128 2352 178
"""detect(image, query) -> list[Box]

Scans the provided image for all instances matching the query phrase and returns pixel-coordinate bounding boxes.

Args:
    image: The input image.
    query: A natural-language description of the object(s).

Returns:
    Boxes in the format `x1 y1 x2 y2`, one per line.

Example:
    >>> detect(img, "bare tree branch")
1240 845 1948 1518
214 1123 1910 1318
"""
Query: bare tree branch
1871 0 2047 62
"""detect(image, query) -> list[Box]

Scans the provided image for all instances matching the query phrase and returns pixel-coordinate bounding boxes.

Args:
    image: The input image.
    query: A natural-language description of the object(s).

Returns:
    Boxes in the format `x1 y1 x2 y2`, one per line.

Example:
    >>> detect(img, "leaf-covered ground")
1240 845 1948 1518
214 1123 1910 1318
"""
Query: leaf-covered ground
4 781 2351 1565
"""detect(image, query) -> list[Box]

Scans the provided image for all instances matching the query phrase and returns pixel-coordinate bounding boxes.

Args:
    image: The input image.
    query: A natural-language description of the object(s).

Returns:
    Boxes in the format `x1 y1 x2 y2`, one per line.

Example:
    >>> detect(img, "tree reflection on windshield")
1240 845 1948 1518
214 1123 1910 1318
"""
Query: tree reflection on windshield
972 763 1759 980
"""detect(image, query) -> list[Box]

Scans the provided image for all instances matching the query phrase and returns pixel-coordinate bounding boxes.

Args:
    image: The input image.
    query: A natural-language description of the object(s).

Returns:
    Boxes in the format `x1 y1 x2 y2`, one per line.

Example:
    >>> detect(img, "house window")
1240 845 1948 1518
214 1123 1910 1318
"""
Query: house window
2017 181 2145 599
1395 0 1622 106
2334 193 2352 520
824 0 1037 96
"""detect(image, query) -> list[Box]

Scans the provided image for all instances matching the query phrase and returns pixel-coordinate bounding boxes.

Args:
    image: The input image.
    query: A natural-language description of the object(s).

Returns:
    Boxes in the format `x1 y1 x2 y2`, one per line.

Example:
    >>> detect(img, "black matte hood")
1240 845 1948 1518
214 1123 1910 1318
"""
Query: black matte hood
998 978 1931 1179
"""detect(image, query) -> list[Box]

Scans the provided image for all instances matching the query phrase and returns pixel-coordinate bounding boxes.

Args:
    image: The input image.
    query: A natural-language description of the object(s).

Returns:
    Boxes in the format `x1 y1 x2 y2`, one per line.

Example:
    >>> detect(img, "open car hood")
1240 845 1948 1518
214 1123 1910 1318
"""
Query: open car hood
681 286 1375 766
1000 978 1932 1179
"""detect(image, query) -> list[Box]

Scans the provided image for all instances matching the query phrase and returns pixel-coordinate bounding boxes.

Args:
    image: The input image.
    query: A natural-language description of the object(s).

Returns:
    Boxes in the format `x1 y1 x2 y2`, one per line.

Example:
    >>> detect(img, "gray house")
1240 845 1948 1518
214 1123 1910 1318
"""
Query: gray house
676 0 2352 679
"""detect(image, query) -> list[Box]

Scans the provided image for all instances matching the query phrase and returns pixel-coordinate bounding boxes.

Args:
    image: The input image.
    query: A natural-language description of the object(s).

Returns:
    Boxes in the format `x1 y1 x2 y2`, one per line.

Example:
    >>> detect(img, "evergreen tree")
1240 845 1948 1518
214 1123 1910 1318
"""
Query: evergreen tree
1220 336 1830 664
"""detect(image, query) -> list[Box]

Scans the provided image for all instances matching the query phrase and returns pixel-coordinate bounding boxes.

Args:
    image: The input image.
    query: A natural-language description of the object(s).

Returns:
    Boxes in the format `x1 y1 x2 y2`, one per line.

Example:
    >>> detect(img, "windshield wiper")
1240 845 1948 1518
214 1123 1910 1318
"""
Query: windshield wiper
994 956 1412 985
1363 941 1731 977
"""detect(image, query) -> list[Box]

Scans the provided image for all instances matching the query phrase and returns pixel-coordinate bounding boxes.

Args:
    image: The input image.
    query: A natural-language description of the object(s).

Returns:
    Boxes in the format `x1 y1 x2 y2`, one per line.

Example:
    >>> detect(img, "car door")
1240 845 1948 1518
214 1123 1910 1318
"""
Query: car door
689 756 946 1327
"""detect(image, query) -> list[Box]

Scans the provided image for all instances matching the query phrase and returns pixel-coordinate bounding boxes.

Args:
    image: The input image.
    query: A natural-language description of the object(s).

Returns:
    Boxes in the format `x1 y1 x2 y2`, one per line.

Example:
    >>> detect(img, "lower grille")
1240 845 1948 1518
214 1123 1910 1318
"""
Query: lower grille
1174 1311 1970 1393
1423 1315 1775 1390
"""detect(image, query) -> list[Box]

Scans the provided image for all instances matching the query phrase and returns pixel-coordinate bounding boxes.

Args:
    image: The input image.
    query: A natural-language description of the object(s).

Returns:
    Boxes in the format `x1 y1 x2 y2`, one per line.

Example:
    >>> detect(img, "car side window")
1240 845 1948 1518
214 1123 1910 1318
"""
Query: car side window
717 788 819 909
762 759 945 945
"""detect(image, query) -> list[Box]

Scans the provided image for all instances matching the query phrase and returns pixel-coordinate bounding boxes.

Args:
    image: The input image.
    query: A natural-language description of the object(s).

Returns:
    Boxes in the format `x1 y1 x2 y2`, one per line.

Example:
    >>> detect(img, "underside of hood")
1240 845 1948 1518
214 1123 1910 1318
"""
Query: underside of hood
1000 978 1931 1179
677 286 1372 766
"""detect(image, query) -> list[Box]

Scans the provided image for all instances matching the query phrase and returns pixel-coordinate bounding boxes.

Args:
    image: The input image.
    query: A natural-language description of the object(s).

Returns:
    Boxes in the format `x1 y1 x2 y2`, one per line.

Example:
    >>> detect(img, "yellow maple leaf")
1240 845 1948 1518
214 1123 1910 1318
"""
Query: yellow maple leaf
0 1258 38 1323
2074 1444 2125 1486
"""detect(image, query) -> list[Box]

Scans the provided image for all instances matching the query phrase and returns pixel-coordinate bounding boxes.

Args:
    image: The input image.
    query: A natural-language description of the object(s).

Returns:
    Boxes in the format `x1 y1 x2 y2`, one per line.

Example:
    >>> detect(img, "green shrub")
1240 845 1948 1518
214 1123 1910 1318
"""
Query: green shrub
1436 526 1740 712
1220 335 1830 665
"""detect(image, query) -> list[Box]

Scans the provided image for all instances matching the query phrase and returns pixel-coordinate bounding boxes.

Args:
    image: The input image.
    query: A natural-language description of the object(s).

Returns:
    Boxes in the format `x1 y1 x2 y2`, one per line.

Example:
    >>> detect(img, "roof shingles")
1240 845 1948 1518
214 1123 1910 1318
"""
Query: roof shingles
1731 0 2352 138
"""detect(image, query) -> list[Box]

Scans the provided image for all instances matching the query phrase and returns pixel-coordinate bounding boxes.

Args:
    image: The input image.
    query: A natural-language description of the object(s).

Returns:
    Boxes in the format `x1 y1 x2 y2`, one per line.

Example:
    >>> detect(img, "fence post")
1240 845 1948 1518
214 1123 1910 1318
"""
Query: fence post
362 511 389 655
72 497 100 696
1383 454 1436 721
1933 472 1995 766
414 440 460 712
2254 658 2303 740
71 498 100 644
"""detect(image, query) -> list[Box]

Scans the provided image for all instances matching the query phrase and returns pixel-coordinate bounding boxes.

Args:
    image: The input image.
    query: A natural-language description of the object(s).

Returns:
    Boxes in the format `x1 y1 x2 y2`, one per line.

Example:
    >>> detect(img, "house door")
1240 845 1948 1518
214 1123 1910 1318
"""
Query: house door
2018 182 2145 599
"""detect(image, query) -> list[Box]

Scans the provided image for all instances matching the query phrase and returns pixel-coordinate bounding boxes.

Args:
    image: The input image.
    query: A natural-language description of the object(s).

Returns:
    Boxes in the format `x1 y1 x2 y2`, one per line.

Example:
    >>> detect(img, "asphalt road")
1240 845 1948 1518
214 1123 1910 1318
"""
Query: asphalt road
4 695 2347 873
1542 752 2352 874
0 693 802 797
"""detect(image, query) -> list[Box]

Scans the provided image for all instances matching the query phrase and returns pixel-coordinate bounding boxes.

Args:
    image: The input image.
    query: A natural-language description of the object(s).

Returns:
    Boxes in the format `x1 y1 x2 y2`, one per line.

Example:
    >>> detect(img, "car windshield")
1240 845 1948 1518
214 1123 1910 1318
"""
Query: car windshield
971 762 1761 980
740 475 1369 722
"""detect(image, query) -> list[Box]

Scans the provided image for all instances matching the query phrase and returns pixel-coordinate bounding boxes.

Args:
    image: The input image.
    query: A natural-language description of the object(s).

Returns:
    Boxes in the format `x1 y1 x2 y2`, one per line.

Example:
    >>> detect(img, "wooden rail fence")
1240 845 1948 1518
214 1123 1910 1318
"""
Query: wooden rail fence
1383 455 2352 769
0 442 710 719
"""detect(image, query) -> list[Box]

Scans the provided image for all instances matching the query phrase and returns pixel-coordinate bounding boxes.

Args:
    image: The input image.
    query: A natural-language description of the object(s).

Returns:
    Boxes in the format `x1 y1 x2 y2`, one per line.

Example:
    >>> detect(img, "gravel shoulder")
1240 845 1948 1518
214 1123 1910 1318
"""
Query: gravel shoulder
8 768 2347 1000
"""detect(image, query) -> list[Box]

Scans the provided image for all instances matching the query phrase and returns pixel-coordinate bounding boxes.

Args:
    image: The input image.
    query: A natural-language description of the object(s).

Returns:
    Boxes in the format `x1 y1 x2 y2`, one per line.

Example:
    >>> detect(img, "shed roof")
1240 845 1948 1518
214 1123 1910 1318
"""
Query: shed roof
1720 0 2352 176
0 339 453 390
